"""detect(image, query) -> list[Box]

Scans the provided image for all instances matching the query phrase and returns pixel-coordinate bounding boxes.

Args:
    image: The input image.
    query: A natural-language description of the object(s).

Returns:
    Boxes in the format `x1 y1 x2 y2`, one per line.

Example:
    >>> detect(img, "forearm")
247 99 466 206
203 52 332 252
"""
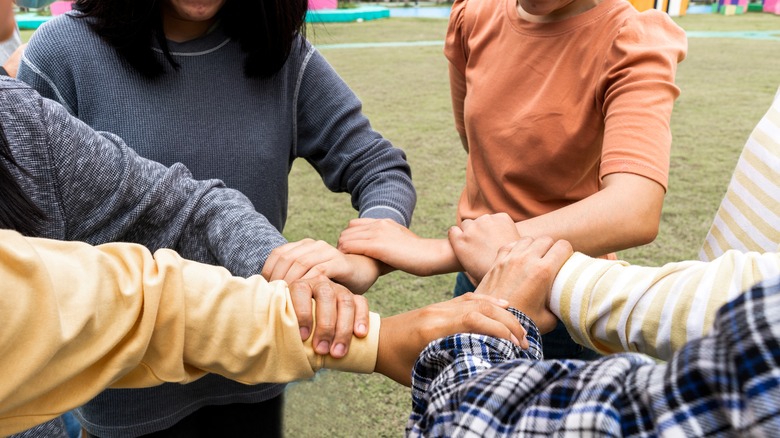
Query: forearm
550 251 780 360
180 186 287 277
297 46 416 227
515 173 664 257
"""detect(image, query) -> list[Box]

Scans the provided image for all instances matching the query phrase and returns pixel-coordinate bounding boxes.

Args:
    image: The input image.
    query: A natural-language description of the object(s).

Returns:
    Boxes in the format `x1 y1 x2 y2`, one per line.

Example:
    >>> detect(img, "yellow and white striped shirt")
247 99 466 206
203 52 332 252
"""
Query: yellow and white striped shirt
551 250 780 361
699 87 780 261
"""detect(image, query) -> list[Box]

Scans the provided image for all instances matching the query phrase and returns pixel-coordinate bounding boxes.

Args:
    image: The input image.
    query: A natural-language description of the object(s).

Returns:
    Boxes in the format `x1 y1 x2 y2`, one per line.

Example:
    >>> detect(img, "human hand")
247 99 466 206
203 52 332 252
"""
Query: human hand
448 213 521 283
262 238 381 294
2 42 26 78
338 218 460 276
475 237 573 334
287 275 370 359
375 293 528 386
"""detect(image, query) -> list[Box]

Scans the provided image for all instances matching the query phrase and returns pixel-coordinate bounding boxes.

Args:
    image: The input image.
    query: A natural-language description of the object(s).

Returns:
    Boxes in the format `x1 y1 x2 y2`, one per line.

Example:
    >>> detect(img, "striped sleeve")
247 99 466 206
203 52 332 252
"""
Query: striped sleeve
699 87 780 261
550 251 780 361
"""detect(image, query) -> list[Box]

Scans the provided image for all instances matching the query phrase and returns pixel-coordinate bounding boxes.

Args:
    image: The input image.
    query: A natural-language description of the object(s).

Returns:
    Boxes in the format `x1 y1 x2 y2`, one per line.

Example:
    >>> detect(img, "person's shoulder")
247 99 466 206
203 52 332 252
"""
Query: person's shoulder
611 2 686 40
25 12 103 68
31 10 92 39
599 1 686 53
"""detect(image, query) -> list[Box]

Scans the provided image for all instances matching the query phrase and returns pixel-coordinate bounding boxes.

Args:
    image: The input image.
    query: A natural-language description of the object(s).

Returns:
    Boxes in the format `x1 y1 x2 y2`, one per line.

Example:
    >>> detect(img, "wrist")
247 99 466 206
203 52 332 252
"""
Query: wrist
424 238 461 276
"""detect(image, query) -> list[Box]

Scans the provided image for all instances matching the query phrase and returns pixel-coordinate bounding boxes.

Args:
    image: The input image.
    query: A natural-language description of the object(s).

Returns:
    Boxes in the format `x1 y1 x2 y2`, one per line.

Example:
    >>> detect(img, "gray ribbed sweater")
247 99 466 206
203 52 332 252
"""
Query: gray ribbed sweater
18 12 416 437
19 13 415 232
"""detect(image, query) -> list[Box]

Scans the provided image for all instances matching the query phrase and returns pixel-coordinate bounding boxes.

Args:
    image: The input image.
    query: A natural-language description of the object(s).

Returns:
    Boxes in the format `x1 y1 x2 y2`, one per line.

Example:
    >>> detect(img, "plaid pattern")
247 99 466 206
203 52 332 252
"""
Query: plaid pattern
408 277 780 437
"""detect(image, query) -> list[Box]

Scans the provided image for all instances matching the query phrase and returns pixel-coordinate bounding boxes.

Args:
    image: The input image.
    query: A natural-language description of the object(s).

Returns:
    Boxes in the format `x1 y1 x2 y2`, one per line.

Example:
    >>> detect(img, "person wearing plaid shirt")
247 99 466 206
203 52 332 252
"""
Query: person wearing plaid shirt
408 275 780 436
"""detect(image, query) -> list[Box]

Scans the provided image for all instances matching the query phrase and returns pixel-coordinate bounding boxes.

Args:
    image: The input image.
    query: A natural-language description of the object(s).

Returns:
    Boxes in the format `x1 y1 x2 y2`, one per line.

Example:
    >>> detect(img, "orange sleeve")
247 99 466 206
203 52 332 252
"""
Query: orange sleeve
599 10 688 191
444 0 469 135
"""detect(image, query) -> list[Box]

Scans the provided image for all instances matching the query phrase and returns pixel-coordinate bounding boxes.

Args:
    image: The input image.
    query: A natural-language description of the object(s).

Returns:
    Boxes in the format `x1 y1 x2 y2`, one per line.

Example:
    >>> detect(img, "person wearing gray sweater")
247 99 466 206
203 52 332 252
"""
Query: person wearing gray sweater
0 72 379 435
18 1 417 436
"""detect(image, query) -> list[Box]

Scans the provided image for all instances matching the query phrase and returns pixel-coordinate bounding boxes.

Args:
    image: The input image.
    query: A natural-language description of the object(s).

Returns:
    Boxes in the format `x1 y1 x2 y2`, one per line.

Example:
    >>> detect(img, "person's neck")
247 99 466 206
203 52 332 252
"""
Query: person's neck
162 15 217 43
517 0 602 23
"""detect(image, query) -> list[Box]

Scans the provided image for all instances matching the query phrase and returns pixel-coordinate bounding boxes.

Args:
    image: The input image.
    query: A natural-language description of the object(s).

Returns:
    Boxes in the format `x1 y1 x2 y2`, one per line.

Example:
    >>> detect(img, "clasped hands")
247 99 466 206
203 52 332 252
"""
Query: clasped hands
263 214 570 382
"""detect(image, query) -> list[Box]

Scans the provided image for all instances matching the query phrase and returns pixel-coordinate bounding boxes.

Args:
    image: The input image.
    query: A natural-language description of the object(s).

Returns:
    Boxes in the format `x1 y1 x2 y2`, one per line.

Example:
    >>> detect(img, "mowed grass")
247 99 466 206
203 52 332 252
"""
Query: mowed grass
21 11 780 438
286 12 780 437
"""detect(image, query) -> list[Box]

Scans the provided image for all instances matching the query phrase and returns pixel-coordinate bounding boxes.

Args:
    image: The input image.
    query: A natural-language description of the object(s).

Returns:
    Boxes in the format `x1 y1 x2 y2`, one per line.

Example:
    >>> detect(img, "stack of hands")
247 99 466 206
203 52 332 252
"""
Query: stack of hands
262 213 572 385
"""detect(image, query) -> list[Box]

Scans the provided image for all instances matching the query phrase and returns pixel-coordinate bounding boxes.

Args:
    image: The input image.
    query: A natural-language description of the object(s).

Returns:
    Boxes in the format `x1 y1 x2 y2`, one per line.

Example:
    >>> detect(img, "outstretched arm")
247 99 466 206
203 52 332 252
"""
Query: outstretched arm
550 249 780 360
0 230 376 436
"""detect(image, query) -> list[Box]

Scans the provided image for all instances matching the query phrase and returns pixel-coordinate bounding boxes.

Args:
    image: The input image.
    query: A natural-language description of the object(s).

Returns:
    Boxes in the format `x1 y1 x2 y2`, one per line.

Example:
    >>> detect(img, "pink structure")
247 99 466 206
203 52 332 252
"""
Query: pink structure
309 0 337 9
765 0 780 14
49 0 73 15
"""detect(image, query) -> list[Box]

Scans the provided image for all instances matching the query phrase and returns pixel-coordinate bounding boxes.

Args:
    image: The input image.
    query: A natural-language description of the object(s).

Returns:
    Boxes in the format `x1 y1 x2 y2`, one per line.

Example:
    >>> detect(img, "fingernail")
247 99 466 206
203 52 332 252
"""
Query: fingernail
300 327 310 340
332 343 346 357
357 323 367 335
317 340 330 354
511 334 520 345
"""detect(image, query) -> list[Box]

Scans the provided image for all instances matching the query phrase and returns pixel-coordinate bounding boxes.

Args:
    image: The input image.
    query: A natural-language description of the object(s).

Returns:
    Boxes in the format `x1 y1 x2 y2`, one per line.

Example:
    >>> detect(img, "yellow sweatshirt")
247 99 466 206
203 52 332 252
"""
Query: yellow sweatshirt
0 229 379 436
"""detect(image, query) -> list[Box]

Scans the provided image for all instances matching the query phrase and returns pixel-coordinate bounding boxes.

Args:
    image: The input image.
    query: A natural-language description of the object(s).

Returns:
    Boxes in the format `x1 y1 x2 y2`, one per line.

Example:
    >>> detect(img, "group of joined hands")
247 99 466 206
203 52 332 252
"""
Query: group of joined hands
261 212 568 385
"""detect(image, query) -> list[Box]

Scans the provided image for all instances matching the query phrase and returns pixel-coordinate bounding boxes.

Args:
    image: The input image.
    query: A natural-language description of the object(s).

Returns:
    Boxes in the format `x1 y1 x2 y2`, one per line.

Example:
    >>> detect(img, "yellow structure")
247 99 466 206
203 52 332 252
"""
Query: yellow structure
629 0 690 16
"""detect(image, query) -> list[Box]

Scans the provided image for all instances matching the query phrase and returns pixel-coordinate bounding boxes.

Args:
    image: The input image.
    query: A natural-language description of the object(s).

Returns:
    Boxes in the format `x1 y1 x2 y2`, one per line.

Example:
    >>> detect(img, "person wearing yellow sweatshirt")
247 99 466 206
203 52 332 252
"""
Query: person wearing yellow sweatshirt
0 229 526 436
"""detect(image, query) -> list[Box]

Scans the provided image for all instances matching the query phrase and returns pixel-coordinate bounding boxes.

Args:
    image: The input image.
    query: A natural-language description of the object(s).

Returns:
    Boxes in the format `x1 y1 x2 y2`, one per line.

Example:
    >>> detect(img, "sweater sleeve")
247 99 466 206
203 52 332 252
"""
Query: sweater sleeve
293 42 416 227
0 230 379 437
29 88 286 277
550 251 780 360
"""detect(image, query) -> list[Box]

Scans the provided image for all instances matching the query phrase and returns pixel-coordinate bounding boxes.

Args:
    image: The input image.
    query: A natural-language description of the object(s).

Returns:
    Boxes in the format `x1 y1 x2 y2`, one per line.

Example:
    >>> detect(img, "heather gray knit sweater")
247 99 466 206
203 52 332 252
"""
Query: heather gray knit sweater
0 76 293 436
18 12 416 437
19 13 415 232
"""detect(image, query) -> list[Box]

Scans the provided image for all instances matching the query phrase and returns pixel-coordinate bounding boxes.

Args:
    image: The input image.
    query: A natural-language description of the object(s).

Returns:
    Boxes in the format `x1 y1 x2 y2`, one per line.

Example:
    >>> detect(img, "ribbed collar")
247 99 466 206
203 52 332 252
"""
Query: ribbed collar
504 0 626 36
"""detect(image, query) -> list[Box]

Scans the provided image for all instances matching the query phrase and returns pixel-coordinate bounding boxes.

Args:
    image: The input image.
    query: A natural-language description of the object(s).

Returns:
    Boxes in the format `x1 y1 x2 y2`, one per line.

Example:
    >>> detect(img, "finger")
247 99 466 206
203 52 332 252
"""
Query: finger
547 239 574 264
352 294 370 338
289 279 315 341
457 291 509 308
464 301 527 348
495 240 518 261
279 241 334 284
263 240 307 280
329 291 357 359
447 225 463 240
346 218 378 228
310 279 337 355
524 235 557 257
337 233 383 254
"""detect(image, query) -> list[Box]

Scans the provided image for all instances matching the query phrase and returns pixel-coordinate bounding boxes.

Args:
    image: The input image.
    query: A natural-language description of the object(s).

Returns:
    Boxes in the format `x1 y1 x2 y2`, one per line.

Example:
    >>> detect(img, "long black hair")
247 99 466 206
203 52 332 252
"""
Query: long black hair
73 0 309 79
0 125 44 236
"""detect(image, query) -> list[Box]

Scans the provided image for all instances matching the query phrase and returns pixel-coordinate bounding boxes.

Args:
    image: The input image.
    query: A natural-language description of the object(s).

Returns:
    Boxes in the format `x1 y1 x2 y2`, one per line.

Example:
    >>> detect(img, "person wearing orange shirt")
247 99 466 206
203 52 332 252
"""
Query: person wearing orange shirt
339 0 687 360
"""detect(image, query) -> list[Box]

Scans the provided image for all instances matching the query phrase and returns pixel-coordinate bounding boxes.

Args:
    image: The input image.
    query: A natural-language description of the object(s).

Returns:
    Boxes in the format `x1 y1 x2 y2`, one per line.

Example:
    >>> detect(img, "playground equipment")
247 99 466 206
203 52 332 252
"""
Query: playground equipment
714 0 749 14
629 0 690 16
15 0 54 8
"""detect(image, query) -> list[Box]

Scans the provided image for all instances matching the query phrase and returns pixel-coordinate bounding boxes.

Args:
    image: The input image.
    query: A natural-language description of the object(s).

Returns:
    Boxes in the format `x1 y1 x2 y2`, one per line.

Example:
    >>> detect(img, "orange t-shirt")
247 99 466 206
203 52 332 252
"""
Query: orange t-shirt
445 0 687 225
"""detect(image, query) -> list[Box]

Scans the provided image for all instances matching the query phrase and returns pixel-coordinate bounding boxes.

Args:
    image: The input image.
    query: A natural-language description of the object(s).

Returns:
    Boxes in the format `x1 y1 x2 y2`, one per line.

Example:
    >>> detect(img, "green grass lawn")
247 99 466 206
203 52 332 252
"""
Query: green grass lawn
19 11 780 437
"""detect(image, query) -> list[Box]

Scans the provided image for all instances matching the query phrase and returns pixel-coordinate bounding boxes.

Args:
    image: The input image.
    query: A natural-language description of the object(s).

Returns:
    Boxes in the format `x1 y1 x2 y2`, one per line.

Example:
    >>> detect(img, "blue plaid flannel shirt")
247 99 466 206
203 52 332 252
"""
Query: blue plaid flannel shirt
407 276 780 437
